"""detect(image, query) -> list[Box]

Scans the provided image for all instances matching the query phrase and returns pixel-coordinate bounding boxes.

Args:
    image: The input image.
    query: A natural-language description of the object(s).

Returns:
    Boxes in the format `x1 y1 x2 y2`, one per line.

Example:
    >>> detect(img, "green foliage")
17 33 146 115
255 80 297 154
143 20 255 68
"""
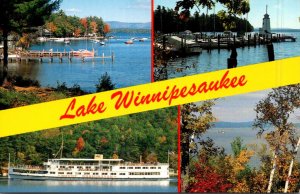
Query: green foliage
8 75 40 87
54 82 86 96
155 6 254 33
0 89 40 110
46 11 105 37
95 72 115 92
231 137 246 157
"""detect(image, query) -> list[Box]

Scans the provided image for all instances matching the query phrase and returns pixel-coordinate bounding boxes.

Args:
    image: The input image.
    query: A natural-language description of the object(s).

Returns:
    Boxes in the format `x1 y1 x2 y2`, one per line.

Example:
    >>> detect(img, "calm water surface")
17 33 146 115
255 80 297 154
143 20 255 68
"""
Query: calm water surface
167 31 300 78
1 32 151 92
0 178 177 192
203 127 300 167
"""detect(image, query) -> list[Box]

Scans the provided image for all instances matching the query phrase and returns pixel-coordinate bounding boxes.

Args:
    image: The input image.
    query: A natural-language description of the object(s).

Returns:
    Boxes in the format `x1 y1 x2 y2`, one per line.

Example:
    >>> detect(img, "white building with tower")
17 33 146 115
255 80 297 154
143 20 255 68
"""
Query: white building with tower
259 5 271 35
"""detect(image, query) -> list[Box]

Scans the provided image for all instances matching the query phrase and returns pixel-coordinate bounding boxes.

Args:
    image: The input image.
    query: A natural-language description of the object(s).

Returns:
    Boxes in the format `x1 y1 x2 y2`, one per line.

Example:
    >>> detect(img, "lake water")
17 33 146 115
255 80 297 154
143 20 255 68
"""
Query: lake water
0 178 178 192
203 127 300 167
1 32 151 92
166 31 300 78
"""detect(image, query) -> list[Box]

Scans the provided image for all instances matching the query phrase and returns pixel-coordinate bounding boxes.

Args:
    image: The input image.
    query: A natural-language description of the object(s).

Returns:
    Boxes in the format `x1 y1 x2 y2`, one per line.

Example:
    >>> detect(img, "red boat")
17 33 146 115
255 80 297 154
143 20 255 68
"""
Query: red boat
124 40 133 44
71 49 95 57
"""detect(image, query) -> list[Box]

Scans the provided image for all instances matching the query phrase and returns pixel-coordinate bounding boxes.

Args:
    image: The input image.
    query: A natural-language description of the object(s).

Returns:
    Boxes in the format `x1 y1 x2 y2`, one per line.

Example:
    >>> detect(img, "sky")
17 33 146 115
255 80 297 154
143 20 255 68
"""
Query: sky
60 0 151 23
212 90 300 122
155 0 300 29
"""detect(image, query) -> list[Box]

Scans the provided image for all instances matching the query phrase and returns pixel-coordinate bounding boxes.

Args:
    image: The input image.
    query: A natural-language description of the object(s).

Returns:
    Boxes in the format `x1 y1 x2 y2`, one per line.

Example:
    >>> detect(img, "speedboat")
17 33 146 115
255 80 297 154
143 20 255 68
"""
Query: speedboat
71 49 95 57
125 40 134 44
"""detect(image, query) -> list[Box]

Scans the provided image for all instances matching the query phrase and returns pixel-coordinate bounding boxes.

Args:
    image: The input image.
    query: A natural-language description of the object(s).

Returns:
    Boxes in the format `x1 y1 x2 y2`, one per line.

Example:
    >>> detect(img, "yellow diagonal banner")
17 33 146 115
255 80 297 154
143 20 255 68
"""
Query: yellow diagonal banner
1 56 300 138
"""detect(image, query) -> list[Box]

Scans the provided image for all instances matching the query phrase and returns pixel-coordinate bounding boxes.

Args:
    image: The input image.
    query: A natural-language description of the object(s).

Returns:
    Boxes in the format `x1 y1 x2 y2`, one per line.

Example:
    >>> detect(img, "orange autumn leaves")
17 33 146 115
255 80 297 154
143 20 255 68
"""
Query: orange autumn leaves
73 136 85 156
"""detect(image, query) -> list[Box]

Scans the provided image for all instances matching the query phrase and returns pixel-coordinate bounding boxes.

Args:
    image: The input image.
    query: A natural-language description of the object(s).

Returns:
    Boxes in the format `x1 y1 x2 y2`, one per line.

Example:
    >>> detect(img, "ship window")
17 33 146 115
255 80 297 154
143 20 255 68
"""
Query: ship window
50 172 55 174
150 167 156 169
142 167 148 169
158 167 161 169
93 173 98 175
102 173 108 175
58 172 64 175
120 173 125 175
135 167 141 169
120 167 125 169
111 173 116 175
84 172 90 175
67 172 72 175
127 167 133 169
76 172 81 175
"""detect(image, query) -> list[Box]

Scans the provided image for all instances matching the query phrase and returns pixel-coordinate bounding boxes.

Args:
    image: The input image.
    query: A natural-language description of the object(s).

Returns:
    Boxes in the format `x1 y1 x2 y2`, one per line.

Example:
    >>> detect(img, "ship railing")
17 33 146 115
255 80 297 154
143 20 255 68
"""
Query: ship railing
122 163 169 166
10 165 45 170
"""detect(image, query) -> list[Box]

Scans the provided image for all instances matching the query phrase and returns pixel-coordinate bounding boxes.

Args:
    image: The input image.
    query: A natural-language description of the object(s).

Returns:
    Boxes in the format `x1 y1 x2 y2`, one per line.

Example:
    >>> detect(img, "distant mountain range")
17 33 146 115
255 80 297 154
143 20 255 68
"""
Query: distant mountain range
106 21 151 29
214 121 300 128
254 28 300 32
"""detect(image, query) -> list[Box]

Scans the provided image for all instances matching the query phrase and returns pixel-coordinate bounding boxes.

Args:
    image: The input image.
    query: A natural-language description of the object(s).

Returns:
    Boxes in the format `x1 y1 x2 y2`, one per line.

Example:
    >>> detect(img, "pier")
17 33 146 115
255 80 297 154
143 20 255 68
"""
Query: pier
160 32 297 54
0 50 115 63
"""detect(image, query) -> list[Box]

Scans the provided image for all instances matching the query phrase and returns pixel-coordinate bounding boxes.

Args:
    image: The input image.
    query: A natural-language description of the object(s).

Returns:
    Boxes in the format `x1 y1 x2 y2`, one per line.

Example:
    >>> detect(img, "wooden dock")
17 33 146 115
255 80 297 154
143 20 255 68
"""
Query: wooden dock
161 32 297 53
0 50 115 63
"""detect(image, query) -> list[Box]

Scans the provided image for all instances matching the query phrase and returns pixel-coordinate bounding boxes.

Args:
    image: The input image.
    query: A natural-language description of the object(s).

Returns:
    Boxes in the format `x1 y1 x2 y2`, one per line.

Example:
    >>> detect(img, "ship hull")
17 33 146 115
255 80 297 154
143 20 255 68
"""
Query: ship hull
9 173 169 181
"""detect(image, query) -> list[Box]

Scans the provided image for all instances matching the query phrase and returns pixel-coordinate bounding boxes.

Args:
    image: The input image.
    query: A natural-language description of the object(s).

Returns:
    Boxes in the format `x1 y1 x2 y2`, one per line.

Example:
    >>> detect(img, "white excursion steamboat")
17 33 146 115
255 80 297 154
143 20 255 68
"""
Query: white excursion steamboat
8 154 169 180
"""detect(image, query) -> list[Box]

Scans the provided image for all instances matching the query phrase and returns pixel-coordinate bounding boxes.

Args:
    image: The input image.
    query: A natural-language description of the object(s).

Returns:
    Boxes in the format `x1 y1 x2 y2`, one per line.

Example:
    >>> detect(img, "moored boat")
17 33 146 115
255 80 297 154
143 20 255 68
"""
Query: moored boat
8 154 169 180
71 49 95 57
124 40 134 44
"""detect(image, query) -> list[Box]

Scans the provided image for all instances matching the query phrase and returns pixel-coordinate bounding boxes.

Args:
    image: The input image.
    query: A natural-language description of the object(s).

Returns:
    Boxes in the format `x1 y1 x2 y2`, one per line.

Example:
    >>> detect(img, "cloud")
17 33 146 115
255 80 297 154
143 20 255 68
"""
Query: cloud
65 8 82 13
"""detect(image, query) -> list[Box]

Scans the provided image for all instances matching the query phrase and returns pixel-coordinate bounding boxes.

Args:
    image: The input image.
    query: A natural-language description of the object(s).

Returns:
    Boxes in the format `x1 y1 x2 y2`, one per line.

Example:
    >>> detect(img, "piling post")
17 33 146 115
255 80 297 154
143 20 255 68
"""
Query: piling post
218 34 220 52
112 52 114 63
59 53 63 63
233 35 236 46
162 36 166 50
267 43 275 61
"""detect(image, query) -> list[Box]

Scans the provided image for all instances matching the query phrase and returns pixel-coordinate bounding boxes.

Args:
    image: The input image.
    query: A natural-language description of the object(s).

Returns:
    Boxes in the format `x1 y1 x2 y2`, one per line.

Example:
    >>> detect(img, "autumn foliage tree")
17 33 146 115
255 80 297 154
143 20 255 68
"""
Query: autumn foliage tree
90 21 98 34
253 84 300 192
103 23 110 36
186 163 232 192
80 18 88 35
181 101 215 176
74 137 85 152
46 22 57 33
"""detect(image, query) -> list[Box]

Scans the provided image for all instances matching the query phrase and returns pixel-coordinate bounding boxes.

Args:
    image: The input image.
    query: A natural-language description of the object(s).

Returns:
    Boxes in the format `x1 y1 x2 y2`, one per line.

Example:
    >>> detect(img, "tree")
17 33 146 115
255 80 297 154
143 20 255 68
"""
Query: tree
76 137 85 151
175 0 250 31
253 84 300 192
0 0 60 84
186 162 232 192
95 72 115 92
90 21 98 34
46 22 57 33
103 23 110 36
181 101 215 176
80 18 88 36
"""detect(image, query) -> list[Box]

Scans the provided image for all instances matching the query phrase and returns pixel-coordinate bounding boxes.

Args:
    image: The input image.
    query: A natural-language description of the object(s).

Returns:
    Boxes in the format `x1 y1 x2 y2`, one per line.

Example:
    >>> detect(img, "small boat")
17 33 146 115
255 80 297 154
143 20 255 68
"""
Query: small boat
64 39 70 44
54 38 65 42
37 37 47 42
71 49 95 57
125 40 134 44
100 41 105 46
139 38 147 42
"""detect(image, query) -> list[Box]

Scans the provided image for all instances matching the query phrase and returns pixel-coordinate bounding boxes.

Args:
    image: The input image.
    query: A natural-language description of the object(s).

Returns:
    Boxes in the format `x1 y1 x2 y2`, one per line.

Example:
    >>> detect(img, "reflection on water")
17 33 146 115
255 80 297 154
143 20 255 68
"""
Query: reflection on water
0 178 177 192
